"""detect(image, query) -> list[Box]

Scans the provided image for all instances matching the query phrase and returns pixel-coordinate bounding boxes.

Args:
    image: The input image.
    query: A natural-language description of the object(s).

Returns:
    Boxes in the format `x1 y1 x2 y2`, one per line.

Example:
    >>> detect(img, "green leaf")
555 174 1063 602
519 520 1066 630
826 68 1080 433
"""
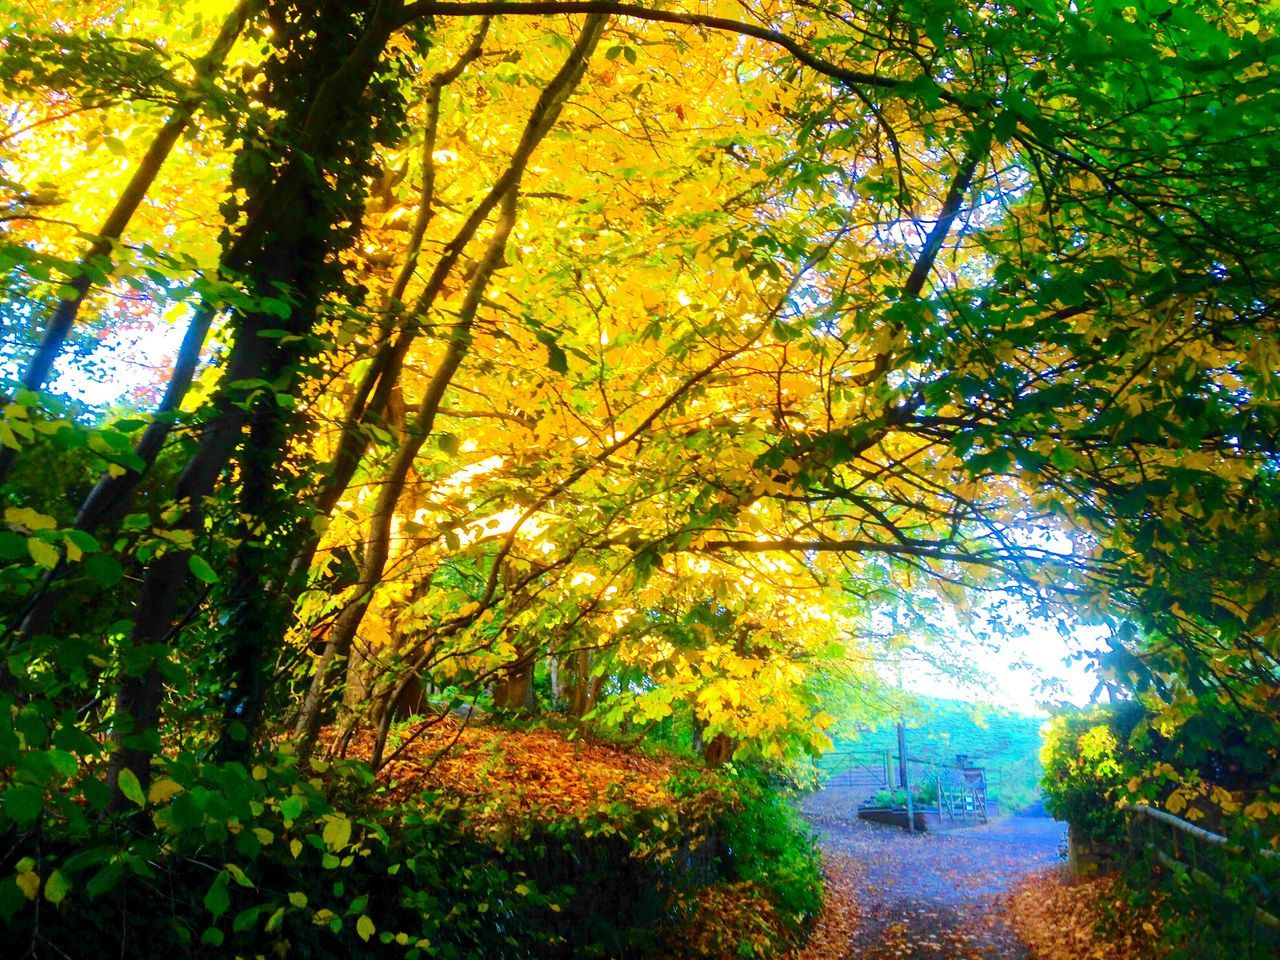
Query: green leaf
43 870 70 905
188 555 218 584
46 750 79 779
85 863 123 899
64 529 98 553
546 340 569 375
1050 445 1080 471
357 914 375 942
116 768 146 808
534 329 569 374
204 871 231 919
3 784 44 826
83 553 123 587
200 928 224 947
0 874 26 922
232 905 260 932
280 795 304 822
0 532 26 560
967 447 1013 475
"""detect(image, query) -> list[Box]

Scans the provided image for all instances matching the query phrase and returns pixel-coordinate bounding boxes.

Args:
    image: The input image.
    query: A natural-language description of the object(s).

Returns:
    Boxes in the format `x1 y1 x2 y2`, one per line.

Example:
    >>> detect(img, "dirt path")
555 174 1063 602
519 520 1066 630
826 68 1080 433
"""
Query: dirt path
808 811 1066 959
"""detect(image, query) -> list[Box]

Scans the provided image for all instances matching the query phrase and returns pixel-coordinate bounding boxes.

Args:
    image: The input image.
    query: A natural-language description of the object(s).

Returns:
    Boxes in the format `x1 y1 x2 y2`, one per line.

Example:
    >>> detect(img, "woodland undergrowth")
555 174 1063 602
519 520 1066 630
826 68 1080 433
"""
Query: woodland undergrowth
2 717 823 959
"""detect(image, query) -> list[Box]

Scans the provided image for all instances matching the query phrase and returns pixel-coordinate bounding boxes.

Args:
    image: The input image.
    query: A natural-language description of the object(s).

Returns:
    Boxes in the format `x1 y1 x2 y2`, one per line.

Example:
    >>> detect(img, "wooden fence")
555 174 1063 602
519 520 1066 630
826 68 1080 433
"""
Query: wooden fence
900 756 988 824
1126 803 1280 939
812 752 990 824
816 749 893 799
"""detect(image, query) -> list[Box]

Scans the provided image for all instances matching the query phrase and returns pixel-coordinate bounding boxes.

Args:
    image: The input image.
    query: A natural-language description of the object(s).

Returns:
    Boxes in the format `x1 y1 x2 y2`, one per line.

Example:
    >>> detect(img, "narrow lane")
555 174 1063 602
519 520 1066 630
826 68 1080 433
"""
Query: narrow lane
808 811 1066 959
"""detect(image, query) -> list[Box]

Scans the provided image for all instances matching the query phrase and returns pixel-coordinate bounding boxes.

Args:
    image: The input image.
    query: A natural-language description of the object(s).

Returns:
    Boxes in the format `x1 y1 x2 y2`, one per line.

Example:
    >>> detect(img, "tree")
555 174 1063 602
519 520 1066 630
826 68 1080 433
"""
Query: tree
0 0 1276 875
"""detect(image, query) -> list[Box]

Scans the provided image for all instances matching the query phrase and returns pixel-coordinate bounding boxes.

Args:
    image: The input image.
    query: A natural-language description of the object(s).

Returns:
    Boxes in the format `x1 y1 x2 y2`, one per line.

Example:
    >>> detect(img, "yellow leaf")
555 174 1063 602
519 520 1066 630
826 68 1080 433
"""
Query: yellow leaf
224 863 254 888
27 538 59 569
321 815 352 851
16 871 40 900
5 507 57 531
147 778 183 804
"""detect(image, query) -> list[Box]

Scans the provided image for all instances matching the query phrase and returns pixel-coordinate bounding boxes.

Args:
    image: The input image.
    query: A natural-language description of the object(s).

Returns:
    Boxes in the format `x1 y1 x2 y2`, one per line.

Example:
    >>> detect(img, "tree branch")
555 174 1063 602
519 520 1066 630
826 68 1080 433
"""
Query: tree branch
400 1 915 95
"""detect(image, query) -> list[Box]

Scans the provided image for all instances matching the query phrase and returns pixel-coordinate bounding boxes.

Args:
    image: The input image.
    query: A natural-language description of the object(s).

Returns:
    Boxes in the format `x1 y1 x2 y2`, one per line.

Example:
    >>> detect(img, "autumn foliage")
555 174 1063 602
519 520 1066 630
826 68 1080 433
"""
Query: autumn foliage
787 851 863 960
3 0 1280 956
1007 870 1164 960
363 721 679 818
351 718 825 958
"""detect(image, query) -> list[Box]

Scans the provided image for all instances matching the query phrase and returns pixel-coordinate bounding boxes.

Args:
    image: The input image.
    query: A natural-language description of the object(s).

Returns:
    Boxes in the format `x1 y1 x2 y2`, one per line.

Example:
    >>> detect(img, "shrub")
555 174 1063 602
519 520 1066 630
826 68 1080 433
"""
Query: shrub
865 783 936 809
2 736 828 959
665 766 823 958
1040 705 1143 846
718 770 823 935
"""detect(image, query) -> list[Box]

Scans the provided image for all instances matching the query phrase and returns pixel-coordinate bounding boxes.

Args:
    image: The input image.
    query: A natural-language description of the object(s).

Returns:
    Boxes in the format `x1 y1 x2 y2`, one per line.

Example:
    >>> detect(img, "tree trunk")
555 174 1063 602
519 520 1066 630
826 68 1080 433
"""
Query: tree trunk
563 649 604 719
285 19 490 586
107 0 402 800
492 659 538 713
10 300 219 643
549 654 568 710
703 734 736 768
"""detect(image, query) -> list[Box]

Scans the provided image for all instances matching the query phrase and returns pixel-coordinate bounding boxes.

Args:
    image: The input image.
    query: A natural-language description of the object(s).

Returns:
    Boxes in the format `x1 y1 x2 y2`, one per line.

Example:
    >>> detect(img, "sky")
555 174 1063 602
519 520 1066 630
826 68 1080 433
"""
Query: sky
51 316 188 408
903 611 1103 716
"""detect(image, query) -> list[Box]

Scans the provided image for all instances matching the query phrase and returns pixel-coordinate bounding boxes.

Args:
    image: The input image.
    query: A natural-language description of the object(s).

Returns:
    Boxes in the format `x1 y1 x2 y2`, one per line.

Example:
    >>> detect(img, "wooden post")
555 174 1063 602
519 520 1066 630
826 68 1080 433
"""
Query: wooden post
898 719 914 832
897 719 909 789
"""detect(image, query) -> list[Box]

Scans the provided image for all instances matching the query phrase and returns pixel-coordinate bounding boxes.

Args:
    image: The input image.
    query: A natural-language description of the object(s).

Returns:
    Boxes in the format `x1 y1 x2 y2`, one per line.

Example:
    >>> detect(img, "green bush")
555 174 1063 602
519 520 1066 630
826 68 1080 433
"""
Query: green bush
1 735 827 958
1120 812 1280 960
1041 703 1280 960
0 753 619 957
866 782 937 809
1040 705 1144 846
715 769 823 936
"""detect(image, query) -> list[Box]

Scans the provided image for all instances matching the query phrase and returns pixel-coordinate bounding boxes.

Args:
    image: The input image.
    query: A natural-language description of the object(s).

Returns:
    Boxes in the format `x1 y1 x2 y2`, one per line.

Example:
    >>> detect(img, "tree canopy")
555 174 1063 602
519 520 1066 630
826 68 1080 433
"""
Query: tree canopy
1 0 1278 952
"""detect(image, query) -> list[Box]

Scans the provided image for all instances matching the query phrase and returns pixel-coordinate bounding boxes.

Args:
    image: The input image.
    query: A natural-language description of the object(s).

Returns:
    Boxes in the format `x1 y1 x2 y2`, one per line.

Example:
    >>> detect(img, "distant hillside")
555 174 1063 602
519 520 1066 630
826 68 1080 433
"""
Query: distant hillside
825 697 1047 810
